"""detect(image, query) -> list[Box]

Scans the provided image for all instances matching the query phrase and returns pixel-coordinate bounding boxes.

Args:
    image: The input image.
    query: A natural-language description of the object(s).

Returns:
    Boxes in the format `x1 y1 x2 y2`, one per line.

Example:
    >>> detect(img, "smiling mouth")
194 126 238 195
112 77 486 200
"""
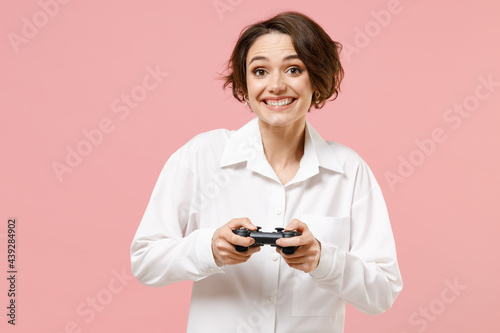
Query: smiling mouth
264 98 295 107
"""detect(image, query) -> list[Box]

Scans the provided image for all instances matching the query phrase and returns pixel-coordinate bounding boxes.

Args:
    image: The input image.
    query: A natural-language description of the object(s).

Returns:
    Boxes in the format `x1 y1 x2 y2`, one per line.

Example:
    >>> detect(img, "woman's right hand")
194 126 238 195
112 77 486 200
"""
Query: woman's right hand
211 218 261 267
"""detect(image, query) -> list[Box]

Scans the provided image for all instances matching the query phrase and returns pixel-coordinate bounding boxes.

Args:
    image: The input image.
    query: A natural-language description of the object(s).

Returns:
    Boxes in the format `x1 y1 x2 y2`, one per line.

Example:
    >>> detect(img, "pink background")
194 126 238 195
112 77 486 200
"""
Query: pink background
1 0 499 332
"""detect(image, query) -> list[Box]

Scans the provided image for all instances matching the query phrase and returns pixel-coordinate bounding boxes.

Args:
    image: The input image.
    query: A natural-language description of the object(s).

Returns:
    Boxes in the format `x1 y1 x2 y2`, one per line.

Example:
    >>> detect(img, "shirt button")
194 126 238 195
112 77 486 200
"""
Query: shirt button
209 268 215 273
267 297 274 304
271 253 279 261
275 208 282 215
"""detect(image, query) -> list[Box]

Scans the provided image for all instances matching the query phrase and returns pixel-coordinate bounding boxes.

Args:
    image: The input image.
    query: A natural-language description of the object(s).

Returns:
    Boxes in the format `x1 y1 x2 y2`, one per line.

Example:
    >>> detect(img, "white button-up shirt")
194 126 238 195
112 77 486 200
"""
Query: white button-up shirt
130 117 403 333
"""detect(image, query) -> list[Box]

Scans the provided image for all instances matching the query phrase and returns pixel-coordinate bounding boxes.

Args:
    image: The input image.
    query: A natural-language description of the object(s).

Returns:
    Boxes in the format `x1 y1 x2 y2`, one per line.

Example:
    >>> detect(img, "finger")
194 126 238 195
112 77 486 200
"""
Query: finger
277 248 308 261
215 234 252 254
281 254 314 264
284 218 306 232
225 246 261 263
275 246 304 259
277 219 307 247
279 248 320 269
218 247 251 260
228 248 254 258
225 253 251 261
226 219 257 246
219 237 255 254
280 253 317 271
247 246 261 255
276 247 296 257
228 244 261 256
277 243 319 261
229 217 257 230
240 217 257 230
229 232 256 247
276 232 314 247
218 225 254 247
277 222 314 247
276 236 301 247
276 246 301 257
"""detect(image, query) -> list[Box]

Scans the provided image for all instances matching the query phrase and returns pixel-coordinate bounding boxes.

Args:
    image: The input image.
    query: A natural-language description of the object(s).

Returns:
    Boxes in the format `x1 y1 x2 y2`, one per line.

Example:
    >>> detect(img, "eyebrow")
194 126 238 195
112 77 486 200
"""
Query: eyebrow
248 54 300 65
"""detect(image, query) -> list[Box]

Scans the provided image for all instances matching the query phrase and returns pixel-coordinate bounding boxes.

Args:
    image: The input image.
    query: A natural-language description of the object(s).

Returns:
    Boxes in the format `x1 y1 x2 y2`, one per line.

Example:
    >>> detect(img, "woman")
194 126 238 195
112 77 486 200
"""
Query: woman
131 11 402 333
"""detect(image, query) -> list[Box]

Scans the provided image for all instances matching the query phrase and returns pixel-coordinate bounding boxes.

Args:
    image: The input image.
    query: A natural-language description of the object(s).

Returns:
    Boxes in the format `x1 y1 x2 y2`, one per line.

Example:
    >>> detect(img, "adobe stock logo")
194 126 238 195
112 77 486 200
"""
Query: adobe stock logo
385 74 498 192
7 0 73 54
399 277 467 333
51 64 169 182
236 271 309 333
342 0 405 64
183 134 261 214
213 0 243 21
54 266 134 333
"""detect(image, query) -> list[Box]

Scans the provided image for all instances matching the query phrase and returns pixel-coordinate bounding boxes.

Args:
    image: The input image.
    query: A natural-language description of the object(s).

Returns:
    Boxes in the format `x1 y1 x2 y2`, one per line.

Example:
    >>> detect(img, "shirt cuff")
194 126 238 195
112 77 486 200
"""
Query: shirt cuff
195 228 225 276
309 243 335 280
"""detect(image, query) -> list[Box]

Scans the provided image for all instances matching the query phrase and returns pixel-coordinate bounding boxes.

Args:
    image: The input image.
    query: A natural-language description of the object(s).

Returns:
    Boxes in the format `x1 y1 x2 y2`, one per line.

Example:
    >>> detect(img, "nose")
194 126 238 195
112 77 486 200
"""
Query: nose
268 72 286 94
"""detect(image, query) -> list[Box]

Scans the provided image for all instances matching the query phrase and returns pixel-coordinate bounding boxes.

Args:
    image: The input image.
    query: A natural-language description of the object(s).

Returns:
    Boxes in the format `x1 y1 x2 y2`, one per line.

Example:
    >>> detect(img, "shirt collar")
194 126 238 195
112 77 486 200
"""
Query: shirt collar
219 117 344 183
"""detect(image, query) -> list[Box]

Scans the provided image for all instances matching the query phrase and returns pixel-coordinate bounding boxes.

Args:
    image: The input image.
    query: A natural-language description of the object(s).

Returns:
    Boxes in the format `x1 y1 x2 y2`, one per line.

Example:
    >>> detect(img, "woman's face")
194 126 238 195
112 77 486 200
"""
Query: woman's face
245 32 314 130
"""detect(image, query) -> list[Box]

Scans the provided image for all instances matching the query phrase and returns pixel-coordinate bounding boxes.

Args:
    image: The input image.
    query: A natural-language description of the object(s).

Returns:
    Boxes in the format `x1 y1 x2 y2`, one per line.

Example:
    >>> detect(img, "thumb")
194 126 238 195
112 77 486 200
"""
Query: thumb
285 219 302 232
230 217 256 230
241 218 257 230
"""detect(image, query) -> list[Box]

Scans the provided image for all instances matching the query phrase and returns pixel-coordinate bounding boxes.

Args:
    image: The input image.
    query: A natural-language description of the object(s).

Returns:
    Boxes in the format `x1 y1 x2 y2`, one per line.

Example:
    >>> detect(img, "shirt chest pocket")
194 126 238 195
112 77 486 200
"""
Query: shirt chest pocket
291 215 350 317
300 215 350 252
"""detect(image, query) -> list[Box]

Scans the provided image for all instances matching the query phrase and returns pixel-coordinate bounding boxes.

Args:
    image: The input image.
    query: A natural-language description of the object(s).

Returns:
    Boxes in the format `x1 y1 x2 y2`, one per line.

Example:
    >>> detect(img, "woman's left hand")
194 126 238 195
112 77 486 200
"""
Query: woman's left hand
275 219 321 273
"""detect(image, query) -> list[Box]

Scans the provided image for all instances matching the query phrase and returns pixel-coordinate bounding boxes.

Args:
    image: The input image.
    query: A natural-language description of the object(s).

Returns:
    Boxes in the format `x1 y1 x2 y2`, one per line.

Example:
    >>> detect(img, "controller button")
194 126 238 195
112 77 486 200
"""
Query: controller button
275 227 284 232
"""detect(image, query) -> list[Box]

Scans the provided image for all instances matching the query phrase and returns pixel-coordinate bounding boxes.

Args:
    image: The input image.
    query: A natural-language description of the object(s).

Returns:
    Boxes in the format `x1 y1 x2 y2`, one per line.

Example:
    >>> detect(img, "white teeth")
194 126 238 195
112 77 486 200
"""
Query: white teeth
265 98 293 106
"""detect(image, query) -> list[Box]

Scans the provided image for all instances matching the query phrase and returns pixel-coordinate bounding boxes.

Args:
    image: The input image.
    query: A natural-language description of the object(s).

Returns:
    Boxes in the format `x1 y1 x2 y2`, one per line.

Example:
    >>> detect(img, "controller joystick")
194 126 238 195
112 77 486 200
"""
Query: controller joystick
232 227 301 255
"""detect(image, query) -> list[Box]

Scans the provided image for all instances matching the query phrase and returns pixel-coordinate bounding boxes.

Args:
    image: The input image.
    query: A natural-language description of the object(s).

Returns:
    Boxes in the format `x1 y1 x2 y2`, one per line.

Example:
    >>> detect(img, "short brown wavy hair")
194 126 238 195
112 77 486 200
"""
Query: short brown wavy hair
222 11 344 109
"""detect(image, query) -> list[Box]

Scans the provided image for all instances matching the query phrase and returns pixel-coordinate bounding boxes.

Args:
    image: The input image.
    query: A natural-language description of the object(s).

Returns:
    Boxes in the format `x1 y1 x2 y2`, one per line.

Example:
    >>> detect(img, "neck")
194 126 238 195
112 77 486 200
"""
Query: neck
258 118 306 170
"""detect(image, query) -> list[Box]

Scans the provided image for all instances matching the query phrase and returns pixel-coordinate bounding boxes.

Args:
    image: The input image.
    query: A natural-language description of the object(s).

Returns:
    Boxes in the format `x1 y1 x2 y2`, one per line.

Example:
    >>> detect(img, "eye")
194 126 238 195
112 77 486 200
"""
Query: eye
287 67 302 75
252 68 267 77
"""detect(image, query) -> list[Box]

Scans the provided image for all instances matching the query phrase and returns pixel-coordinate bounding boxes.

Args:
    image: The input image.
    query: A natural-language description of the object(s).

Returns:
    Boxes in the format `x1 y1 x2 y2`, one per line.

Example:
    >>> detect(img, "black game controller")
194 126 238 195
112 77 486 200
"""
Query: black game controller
232 227 302 255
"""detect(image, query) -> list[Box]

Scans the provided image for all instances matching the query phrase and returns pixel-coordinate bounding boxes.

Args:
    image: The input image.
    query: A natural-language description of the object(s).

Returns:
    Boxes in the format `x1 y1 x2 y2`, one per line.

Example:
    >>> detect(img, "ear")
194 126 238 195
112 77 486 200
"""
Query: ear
239 89 247 102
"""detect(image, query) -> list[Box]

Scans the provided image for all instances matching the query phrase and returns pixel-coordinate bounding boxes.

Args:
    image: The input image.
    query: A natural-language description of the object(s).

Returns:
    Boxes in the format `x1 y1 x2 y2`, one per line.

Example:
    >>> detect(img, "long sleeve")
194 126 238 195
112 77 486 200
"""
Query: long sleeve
309 164 403 315
130 119 402 332
130 152 224 287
